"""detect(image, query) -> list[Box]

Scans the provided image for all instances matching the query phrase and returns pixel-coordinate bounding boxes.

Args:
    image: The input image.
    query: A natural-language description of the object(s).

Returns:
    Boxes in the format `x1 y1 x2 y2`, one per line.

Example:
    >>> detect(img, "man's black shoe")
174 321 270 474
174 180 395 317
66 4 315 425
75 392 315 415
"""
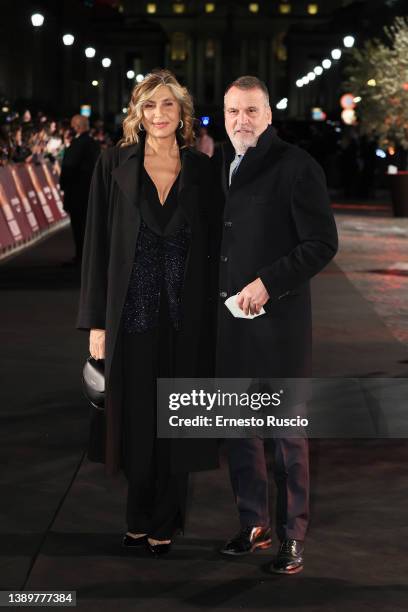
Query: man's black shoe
220 526 272 556
269 539 304 574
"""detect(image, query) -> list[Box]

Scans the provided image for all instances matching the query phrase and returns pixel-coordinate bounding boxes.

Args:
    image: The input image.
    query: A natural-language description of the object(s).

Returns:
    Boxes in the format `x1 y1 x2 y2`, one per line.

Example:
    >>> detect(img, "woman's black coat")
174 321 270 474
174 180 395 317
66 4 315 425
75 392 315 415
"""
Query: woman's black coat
77 138 219 477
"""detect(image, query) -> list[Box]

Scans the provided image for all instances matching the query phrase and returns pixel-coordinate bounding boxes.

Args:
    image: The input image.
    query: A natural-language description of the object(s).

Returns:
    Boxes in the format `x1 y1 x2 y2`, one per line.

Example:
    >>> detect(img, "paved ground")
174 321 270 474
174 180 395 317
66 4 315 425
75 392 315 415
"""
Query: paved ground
335 213 408 346
1 212 407 612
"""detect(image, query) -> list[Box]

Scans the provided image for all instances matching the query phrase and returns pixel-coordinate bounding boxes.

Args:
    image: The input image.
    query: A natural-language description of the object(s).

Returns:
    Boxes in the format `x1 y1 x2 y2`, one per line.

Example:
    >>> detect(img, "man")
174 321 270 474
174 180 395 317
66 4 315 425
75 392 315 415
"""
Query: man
214 76 338 574
60 114 100 265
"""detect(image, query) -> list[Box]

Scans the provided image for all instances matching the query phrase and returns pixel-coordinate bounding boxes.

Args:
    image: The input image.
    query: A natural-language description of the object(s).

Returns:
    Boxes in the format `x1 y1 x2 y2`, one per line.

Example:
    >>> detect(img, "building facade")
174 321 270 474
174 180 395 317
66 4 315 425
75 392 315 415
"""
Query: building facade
0 0 366 127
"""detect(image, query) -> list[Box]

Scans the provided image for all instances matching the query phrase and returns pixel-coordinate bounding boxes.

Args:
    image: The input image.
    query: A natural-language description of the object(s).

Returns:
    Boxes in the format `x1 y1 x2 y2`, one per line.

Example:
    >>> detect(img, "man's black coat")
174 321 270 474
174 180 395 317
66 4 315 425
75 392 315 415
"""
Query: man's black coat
214 125 338 379
60 131 101 213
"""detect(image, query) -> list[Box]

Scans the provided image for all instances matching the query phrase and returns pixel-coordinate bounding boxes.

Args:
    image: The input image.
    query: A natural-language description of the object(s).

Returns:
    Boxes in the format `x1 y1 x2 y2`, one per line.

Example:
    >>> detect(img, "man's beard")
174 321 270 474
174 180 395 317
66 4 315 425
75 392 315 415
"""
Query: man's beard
230 130 259 154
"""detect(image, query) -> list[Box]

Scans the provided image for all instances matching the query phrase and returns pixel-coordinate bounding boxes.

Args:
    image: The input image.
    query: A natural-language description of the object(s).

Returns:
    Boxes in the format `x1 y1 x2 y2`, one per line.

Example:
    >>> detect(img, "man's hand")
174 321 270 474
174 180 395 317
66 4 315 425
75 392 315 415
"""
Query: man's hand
236 278 270 315
90 329 105 360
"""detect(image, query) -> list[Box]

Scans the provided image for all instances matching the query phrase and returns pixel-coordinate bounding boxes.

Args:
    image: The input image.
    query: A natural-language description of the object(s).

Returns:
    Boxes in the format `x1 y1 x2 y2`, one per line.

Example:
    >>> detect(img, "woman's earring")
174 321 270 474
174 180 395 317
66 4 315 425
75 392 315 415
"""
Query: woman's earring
179 119 184 129
138 123 144 131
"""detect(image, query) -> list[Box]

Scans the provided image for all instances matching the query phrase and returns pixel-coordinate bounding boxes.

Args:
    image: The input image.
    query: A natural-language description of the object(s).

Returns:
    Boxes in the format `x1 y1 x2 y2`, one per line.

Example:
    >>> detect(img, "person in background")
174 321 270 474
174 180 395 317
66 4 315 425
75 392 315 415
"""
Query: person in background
0 127 11 166
196 126 214 157
22 109 32 125
10 126 31 163
59 114 101 266
45 121 64 163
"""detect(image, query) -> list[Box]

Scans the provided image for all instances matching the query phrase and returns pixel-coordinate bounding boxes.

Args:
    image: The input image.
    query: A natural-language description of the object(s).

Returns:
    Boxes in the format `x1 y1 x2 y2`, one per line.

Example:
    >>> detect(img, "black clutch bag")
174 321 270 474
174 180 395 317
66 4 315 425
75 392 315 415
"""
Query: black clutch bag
82 357 105 409
82 357 106 463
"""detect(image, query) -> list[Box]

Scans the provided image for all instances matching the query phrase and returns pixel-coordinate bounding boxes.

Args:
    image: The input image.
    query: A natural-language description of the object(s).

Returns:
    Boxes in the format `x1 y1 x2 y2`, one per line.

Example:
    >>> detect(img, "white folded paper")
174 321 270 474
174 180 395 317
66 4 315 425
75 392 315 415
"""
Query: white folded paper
224 293 266 319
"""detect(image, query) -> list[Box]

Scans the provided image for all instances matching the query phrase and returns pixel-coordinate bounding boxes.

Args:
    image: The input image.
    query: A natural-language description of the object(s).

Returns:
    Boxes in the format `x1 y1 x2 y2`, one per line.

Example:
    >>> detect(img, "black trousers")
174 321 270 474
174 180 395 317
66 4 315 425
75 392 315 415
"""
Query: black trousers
121 297 188 540
226 431 309 542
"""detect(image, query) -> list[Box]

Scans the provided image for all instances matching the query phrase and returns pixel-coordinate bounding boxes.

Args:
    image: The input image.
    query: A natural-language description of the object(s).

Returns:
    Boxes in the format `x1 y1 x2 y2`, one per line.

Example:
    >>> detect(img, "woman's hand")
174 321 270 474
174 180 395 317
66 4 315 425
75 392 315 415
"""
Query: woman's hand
89 329 105 360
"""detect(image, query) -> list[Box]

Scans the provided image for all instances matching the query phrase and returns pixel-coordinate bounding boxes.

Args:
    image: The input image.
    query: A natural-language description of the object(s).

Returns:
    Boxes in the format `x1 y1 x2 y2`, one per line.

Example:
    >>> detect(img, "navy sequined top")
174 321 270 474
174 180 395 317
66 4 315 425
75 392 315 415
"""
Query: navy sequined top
121 167 191 333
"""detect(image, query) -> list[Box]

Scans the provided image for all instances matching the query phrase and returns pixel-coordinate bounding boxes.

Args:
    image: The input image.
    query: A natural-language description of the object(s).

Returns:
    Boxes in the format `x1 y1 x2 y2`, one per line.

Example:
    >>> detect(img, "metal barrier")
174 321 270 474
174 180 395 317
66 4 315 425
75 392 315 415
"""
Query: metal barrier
0 162 68 260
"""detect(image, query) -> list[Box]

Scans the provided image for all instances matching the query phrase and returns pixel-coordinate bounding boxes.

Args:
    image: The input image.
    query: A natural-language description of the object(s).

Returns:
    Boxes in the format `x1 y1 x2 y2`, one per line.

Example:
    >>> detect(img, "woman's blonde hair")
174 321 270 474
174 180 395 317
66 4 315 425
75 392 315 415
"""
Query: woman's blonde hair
120 69 195 148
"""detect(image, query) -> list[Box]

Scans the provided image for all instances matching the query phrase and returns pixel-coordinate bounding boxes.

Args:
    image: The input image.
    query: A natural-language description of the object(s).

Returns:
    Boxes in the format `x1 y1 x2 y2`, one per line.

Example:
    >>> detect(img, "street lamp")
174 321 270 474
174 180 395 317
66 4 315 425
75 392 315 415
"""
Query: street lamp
302 76 310 86
62 34 75 114
343 35 355 48
62 34 74 46
127 70 135 79
102 57 112 68
276 98 288 110
322 59 332 69
85 47 96 58
31 13 44 27
296 79 303 88
307 72 316 81
331 48 342 60
31 13 45 101
314 66 323 75
136 74 144 83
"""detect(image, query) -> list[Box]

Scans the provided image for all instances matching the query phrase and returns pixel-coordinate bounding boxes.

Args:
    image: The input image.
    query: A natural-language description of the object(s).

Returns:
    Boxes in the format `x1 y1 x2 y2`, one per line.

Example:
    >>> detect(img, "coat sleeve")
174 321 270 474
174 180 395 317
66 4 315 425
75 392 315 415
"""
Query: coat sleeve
76 151 111 330
257 154 338 300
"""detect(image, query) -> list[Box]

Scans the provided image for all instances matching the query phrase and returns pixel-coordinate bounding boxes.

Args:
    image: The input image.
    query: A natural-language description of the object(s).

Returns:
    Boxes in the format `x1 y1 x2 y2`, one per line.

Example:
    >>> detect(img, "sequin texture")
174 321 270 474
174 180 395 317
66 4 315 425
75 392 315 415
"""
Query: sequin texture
122 219 191 333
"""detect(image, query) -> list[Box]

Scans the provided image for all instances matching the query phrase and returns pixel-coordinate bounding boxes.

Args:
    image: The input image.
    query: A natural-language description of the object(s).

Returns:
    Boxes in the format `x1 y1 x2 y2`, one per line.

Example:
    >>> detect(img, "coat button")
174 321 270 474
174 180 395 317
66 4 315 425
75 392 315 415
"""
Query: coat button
224 221 232 228
219 291 227 298
220 255 228 262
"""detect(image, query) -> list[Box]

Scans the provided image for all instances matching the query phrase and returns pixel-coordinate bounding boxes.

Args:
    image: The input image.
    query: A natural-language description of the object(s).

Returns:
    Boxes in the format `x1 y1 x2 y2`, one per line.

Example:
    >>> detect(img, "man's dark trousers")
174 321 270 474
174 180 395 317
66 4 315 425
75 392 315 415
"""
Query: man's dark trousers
226 431 309 541
69 207 87 261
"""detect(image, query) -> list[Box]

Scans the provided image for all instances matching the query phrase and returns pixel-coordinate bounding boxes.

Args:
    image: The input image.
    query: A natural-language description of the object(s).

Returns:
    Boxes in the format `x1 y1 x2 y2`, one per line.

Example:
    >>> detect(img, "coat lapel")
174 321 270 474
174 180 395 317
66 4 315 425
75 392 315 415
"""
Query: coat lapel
111 142 143 207
111 140 198 225
176 146 199 227
225 125 285 194
220 140 234 196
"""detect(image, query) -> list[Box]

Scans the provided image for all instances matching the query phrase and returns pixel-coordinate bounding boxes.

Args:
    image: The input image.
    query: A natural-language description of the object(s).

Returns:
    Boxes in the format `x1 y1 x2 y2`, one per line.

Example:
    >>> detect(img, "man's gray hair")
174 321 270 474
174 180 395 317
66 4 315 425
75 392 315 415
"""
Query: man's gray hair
224 76 270 106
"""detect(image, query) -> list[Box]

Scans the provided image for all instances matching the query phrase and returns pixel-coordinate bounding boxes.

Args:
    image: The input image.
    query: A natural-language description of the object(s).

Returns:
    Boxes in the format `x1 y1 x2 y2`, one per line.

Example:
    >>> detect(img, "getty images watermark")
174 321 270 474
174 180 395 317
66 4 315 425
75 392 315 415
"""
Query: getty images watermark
156 381 311 438
167 389 308 429
158 378 408 439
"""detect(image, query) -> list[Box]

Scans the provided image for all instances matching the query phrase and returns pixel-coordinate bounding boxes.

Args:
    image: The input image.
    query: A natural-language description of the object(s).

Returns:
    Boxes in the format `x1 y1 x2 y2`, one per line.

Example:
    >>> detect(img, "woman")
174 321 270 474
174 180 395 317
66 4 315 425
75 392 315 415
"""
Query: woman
77 69 219 556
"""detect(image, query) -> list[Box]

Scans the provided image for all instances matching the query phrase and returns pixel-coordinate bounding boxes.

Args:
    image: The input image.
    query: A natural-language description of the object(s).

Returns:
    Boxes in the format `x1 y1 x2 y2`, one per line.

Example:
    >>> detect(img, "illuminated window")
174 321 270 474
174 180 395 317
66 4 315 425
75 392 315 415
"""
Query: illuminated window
146 3 156 13
275 32 287 61
249 3 259 13
173 3 185 13
205 39 215 59
171 32 187 60
307 3 318 14
205 2 215 12
279 3 291 14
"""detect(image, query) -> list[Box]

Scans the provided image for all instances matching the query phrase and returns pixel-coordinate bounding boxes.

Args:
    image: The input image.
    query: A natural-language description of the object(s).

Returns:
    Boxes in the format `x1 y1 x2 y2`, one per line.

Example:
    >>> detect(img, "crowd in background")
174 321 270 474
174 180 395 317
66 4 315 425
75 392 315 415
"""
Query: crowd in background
0 109 113 168
0 106 393 199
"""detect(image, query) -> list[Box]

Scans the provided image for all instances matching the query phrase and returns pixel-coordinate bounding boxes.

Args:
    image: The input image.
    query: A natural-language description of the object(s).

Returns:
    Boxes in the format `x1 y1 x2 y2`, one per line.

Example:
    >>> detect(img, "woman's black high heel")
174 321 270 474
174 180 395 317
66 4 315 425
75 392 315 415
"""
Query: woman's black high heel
146 539 172 556
121 534 148 548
